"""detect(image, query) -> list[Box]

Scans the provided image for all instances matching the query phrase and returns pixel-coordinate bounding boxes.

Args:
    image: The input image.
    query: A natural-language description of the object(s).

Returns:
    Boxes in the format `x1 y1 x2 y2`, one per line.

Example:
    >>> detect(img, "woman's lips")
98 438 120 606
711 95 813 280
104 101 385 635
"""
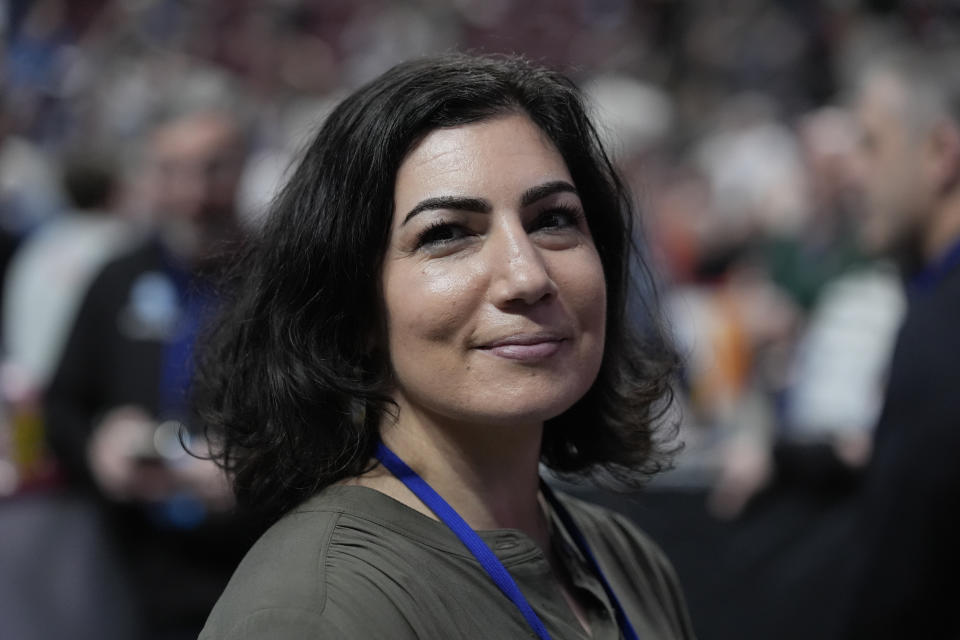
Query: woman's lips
476 334 567 361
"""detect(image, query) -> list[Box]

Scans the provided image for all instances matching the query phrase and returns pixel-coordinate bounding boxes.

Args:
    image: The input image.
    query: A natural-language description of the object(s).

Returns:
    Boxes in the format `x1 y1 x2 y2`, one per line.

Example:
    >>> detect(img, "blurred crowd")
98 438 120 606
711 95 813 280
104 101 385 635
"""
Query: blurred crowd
0 1 957 639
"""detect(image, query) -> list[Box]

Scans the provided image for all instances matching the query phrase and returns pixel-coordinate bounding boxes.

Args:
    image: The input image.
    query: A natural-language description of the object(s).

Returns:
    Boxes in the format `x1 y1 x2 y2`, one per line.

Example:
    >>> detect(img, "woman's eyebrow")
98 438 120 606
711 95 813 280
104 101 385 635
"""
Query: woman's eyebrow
401 180 579 226
520 180 578 207
402 196 491 225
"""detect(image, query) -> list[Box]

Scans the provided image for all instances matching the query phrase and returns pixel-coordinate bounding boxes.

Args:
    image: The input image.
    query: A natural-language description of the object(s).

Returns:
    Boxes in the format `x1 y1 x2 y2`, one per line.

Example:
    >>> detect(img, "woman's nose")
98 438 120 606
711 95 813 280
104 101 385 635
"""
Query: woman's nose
487 218 557 308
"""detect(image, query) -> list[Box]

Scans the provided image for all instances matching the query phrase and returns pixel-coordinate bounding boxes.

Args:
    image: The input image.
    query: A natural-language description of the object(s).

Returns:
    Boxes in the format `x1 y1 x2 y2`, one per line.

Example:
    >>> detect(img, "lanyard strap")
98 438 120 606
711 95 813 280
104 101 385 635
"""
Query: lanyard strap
910 236 960 294
374 442 639 640
158 288 202 421
375 443 552 639
540 483 639 640
157 244 205 422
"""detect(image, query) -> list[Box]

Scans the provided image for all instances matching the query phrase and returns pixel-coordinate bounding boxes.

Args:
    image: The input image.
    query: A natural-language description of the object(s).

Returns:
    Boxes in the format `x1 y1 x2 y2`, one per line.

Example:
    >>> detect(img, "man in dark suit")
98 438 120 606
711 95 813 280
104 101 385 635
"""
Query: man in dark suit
842 45 960 639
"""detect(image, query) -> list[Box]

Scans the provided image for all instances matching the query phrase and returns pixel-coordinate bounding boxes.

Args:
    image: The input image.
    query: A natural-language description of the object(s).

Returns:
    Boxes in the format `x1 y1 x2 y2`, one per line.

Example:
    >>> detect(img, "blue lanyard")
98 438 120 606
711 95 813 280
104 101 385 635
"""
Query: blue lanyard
909 236 960 294
374 443 639 640
157 287 203 421
540 482 640 640
156 246 208 422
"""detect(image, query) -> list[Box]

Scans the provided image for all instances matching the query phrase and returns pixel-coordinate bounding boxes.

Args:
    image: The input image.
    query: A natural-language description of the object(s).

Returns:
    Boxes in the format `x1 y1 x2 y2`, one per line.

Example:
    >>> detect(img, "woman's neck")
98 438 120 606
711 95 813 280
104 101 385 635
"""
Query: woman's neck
353 402 591 635
354 398 549 548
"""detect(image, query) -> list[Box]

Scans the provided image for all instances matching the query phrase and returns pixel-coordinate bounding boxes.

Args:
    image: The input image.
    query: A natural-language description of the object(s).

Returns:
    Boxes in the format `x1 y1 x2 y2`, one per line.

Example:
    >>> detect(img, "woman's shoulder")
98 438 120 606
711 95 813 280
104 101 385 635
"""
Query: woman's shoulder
199 485 435 640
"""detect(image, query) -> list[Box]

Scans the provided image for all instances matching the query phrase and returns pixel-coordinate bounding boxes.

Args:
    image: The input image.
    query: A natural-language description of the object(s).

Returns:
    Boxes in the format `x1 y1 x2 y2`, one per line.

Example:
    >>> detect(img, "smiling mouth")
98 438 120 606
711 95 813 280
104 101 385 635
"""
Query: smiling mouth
475 334 568 361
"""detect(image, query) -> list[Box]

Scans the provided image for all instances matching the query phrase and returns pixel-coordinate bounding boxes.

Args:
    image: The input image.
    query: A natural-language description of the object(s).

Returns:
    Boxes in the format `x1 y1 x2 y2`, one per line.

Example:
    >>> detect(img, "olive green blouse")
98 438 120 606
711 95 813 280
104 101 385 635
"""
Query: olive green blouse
199 485 696 639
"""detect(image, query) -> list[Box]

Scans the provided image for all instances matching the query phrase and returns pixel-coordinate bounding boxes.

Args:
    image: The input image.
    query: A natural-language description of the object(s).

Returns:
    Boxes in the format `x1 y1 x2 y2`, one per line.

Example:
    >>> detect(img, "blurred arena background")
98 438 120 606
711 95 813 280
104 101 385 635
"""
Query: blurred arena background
0 1 954 639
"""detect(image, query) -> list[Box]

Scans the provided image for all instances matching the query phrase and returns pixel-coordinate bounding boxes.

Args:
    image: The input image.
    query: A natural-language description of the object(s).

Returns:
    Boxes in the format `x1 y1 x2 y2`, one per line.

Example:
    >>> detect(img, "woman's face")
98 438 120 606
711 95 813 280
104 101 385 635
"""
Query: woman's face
380 113 607 431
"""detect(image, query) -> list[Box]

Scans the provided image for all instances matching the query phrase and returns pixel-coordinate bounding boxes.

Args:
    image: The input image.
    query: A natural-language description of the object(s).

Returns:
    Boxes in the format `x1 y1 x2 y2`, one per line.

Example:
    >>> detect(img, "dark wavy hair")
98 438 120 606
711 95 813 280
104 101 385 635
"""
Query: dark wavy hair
192 52 679 525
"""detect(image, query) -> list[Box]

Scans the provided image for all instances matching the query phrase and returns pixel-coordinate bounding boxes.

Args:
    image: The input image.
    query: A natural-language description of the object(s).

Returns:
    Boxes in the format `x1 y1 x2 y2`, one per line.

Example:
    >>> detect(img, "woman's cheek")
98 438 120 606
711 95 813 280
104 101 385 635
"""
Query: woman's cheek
394 262 483 344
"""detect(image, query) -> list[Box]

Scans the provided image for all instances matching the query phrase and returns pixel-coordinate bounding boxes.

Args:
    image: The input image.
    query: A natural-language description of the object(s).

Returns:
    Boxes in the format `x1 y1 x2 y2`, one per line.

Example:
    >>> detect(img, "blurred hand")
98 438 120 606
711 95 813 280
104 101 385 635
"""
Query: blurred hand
87 406 176 502
88 407 234 510
708 436 773 520
833 432 873 469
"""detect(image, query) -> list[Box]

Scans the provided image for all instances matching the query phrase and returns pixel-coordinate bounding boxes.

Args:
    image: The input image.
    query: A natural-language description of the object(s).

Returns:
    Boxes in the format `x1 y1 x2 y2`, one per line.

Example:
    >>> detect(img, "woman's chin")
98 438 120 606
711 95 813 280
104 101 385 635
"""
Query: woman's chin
415 386 585 431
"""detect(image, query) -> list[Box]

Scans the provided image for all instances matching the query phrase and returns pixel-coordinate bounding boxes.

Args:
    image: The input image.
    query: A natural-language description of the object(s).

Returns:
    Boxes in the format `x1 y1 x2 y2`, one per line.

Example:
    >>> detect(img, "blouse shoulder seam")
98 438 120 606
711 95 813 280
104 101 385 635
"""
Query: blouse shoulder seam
325 509 481 561
316 509 342 616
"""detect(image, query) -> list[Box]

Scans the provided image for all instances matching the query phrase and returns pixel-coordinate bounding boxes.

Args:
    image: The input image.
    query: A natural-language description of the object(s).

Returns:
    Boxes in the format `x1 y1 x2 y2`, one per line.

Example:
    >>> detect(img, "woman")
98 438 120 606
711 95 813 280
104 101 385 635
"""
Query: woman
195 53 694 639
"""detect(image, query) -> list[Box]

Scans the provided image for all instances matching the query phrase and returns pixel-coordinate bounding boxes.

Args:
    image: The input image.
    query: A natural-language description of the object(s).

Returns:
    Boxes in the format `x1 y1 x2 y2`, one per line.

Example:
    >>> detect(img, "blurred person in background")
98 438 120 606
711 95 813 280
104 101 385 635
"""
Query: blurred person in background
0 86 63 238
777 106 904 488
840 44 960 639
662 100 804 518
629 95 904 639
703 105 905 510
43 100 256 640
3 150 134 390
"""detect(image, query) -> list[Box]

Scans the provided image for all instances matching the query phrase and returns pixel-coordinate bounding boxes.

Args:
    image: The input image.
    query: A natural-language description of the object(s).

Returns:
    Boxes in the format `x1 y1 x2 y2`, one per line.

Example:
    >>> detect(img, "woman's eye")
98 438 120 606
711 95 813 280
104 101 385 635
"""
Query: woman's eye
531 206 584 232
415 222 470 250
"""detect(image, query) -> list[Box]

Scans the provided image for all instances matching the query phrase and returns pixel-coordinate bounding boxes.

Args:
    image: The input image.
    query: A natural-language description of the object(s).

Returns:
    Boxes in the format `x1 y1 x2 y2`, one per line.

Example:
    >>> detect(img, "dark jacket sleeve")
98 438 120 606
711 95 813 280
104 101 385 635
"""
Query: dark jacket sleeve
44 264 113 487
841 414 960 639
840 277 960 640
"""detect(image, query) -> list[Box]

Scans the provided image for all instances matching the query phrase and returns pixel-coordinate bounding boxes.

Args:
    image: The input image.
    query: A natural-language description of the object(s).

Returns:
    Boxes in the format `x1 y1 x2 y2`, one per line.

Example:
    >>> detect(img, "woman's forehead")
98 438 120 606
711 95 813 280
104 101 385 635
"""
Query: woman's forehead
393 115 572 210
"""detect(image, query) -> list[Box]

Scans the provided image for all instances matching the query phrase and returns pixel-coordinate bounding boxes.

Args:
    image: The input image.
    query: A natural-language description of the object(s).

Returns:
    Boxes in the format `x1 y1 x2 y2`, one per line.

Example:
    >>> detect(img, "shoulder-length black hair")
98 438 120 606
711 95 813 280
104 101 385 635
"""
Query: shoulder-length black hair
193 52 678 525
